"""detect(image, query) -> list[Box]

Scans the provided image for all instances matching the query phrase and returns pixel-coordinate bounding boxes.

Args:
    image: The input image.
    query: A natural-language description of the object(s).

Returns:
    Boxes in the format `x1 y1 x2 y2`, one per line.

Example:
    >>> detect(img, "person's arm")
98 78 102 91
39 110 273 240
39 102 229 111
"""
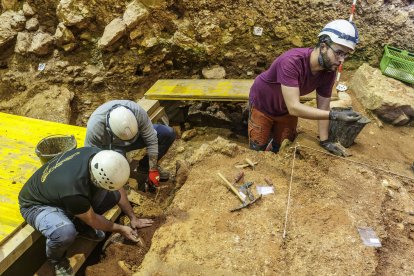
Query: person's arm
316 94 331 141
281 85 330 119
281 85 361 123
118 187 154 229
76 207 139 242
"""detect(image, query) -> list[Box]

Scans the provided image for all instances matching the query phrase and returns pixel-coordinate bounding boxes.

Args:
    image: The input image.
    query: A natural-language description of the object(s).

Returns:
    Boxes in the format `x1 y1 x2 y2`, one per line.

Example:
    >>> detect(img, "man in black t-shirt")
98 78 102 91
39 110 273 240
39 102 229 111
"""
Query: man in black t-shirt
19 148 153 276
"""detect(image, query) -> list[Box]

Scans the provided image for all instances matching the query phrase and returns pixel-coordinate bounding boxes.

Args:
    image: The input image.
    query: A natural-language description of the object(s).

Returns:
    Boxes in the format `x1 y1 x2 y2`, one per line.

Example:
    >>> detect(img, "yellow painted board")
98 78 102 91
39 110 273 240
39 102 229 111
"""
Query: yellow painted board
144 79 339 102
0 112 86 245
144 79 254 101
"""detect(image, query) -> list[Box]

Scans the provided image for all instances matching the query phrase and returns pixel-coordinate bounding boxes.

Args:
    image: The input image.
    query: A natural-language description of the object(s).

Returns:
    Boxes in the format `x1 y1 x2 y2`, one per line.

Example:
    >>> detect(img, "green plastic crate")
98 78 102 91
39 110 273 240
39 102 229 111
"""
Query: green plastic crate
380 45 414 84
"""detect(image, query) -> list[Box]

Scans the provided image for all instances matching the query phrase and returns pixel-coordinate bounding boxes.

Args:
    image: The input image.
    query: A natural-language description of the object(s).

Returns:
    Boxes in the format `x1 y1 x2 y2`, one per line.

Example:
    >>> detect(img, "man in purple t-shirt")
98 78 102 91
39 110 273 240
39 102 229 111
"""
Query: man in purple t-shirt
249 19 361 156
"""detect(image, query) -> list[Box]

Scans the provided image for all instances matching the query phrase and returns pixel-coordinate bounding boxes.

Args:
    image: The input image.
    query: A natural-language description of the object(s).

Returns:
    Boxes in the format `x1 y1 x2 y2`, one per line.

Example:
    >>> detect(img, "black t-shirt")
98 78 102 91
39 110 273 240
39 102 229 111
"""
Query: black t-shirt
19 147 101 215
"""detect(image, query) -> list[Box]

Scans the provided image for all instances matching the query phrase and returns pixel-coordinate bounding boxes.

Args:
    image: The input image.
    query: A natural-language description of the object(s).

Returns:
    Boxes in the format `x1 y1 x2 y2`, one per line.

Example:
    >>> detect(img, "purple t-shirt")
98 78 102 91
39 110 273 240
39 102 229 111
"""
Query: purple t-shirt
249 48 336 116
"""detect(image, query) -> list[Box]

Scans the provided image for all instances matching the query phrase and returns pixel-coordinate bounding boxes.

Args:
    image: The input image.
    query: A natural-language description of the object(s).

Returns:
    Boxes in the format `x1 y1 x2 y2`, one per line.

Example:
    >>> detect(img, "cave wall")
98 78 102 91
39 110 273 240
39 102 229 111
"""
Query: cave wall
0 0 413 123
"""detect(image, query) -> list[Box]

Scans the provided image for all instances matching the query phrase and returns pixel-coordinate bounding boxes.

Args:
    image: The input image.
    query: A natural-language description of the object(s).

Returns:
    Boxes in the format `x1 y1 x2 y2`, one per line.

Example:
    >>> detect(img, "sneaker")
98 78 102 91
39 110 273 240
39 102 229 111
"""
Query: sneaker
53 258 74 276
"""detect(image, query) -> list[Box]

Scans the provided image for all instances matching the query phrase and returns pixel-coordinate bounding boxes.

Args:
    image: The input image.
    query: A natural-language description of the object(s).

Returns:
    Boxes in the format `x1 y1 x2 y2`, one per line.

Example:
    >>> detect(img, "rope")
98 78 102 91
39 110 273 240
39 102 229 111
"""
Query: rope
298 144 414 181
282 146 298 239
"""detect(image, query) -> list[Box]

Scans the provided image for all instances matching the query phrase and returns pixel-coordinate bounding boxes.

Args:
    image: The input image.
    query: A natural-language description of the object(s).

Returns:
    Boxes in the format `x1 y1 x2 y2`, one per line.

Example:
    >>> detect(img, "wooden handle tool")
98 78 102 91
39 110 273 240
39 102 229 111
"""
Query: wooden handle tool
217 172 246 202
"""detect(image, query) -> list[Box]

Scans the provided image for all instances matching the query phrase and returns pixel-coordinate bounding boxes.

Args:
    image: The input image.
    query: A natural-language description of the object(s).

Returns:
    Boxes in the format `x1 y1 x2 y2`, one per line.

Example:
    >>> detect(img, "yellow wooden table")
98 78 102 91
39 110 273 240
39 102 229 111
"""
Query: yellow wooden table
0 112 86 245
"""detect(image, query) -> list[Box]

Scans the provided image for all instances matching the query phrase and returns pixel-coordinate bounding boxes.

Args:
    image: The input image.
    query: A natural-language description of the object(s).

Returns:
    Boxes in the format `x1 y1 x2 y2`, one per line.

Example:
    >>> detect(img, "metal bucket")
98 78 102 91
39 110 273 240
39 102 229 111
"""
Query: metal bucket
328 107 370 148
35 135 77 164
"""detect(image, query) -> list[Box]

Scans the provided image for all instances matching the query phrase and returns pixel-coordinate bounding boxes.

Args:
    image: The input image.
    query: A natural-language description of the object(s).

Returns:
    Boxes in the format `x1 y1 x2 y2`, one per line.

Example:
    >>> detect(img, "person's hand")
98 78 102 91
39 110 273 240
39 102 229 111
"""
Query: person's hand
130 217 154 230
148 169 160 187
319 140 349 157
120 225 139 242
329 110 361 122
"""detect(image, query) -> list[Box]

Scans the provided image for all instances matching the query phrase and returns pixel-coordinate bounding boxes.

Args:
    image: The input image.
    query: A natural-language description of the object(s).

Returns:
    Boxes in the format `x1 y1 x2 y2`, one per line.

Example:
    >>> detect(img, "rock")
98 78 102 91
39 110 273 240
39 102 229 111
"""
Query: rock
20 85 74 124
56 0 92 29
273 26 289 39
10 11 26 31
202 65 226 79
0 11 25 47
22 2 36 17
330 92 352 108
29 31 54 56
98 17 127 49
62 42 76 52
83 65 101 78
187 137 238 165
79 32 92 41
92 76 104 85
25 17 39 31
175 160 190 188
290 35 303 47
1 0 17 10
350 63 414 126
182 129 197 141
176 146 185 153
139 0 166 7
14 31 32 54
188 102 232 126
54 23 75 46
122 0 149 29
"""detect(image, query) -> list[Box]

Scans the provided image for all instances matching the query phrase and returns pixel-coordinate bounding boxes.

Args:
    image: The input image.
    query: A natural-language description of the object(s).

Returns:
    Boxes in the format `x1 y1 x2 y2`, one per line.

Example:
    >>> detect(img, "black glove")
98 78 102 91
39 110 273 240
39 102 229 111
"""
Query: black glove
320 140 348 157
329 110 361 122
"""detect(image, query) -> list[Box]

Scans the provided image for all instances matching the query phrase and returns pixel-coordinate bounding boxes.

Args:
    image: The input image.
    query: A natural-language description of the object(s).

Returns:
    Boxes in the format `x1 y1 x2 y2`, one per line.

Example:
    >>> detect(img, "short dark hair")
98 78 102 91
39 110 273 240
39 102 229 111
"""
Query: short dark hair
316 35 332 48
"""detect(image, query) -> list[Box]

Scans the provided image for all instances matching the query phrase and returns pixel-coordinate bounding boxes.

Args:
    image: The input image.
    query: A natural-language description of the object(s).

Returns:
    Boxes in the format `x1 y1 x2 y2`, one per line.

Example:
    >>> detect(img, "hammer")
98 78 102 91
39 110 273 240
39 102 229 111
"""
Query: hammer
217 172 262 212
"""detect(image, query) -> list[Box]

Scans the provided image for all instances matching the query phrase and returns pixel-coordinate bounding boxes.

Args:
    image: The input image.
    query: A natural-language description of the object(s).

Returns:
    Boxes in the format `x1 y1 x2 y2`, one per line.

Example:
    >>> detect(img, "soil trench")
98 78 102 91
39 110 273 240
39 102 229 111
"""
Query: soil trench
86 120 414 275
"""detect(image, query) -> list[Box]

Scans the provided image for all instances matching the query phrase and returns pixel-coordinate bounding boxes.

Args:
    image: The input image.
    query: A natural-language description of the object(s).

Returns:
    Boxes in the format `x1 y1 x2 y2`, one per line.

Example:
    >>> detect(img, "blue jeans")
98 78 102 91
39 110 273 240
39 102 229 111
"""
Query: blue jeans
20 190 120 264
124 124 176 169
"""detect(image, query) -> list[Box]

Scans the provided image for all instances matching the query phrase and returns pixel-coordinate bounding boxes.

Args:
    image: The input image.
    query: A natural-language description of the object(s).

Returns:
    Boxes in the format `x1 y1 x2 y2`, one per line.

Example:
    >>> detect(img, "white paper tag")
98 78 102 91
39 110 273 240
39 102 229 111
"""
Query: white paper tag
38 63 46 71
238 191 247 200
369 238 380 244
253 26 263 36
256 186 274 195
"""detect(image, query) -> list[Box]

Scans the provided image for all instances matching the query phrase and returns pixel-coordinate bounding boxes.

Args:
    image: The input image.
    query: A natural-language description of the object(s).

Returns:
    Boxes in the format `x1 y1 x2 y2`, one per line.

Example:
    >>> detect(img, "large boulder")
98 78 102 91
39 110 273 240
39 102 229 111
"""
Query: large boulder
350 63 414 126
122 0 149 29
20 85 74 124
202 65 226 79
14 31 32 54
97 17 126 49
56 0 92 29
0 11 26 47
28 31 54 56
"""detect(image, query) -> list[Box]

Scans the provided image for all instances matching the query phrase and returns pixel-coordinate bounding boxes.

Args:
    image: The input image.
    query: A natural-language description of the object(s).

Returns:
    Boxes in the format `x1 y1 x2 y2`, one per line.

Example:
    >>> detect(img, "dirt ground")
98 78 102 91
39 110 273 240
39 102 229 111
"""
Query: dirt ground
84 82 414 275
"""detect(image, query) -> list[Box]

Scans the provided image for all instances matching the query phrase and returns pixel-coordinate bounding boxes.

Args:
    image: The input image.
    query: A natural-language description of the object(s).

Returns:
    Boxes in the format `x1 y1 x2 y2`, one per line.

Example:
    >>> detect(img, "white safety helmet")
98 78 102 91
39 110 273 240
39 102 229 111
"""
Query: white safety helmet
107 105 138 140
90 150 130 191
318 19 359 50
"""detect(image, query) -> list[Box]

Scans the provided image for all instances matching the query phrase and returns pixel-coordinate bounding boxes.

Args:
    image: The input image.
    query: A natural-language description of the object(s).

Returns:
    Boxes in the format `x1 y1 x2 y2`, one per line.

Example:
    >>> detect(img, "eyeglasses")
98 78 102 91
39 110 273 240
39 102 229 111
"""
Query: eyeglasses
326 44 350 59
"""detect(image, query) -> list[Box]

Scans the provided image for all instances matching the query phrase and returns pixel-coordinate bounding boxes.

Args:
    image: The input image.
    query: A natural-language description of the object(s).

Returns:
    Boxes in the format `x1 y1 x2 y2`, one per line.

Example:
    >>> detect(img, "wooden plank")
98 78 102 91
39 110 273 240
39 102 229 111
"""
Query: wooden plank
145 79 339 102
149 106 166 123
0 224 41 275
144 79 252 101
137 98 160 114
35 206 121 275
